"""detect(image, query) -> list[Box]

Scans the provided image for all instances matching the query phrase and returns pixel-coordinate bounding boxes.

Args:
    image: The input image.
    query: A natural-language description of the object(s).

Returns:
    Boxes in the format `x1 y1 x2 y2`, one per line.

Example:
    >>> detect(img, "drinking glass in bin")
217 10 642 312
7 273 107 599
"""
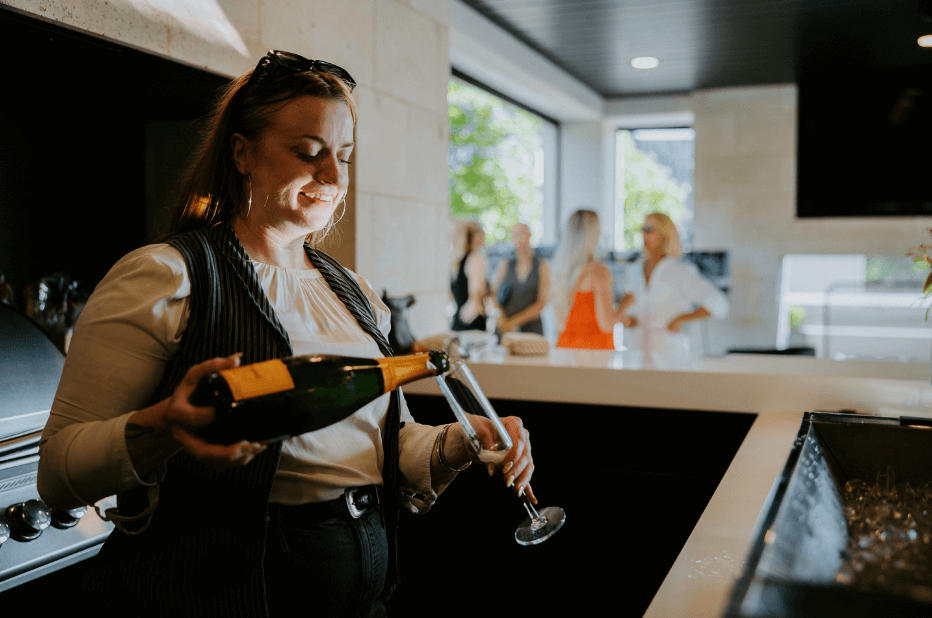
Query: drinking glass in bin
436 358 566 545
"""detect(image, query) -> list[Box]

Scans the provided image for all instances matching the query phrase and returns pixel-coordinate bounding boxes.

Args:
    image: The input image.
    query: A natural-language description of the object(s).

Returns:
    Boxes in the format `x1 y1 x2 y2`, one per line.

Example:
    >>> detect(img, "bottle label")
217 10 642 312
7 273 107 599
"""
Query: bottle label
220 359 296 401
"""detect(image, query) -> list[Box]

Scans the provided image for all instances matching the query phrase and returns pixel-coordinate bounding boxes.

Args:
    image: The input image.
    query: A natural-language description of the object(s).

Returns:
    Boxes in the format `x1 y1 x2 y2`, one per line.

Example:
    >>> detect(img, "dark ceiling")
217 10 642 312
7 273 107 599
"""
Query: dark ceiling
459 0 932 97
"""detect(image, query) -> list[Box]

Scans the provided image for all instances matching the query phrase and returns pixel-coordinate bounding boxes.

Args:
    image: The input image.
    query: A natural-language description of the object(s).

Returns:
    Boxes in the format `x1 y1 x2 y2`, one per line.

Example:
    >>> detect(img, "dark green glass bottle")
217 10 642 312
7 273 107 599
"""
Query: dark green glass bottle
191 351 450 444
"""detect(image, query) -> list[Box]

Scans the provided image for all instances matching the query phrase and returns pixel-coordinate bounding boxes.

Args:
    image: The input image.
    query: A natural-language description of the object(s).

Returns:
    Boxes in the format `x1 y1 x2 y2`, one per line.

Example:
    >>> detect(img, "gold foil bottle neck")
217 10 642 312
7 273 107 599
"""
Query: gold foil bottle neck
377 353 440 392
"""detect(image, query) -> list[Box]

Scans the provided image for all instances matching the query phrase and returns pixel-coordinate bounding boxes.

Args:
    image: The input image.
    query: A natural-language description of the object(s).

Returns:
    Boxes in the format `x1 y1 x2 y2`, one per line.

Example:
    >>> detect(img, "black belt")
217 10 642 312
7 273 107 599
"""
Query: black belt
270 485 383 526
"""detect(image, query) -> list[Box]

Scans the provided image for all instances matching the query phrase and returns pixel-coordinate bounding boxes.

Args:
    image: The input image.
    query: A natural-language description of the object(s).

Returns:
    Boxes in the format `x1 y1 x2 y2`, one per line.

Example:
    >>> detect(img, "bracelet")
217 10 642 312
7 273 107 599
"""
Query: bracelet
437 424 472 472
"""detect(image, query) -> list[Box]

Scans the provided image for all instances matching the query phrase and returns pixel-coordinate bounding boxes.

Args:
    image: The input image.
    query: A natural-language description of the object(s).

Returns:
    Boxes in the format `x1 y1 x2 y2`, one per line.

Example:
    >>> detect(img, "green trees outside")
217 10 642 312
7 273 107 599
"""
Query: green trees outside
448 80 543 245
616 130 690 250
447 81 690 251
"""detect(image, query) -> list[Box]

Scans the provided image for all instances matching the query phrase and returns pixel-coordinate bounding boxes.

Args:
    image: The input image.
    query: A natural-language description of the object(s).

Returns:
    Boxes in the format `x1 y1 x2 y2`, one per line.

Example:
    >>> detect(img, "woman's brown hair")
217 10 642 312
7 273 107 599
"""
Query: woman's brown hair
160 64 357 247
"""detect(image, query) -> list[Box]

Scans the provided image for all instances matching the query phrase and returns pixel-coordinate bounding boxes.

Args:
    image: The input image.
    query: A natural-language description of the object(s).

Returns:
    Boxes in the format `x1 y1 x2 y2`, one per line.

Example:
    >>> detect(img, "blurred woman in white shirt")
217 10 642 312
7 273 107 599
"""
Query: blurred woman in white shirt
619 212 729 369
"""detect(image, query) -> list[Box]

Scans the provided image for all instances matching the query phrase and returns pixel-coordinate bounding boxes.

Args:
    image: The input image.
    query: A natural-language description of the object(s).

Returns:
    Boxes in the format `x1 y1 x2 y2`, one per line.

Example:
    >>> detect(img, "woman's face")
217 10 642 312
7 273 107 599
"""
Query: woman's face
642 216 664 253
473 229 485 250
235 95 354 238
511 223 531 250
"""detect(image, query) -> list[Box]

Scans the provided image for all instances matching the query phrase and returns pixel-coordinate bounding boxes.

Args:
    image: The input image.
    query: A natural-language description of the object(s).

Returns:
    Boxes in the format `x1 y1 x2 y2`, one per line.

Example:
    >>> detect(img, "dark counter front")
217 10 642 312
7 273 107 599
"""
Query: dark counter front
388 396 756 617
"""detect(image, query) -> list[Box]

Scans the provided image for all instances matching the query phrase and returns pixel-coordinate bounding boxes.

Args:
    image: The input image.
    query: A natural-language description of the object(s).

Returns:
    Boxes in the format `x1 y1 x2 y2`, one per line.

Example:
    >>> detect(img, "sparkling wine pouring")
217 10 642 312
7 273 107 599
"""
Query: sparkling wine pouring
435 357 566 545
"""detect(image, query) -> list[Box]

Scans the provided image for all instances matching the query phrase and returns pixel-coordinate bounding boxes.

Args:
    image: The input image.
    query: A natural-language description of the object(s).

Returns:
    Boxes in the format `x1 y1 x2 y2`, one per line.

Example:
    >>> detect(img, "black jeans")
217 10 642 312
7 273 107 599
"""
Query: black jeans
264 502 389 618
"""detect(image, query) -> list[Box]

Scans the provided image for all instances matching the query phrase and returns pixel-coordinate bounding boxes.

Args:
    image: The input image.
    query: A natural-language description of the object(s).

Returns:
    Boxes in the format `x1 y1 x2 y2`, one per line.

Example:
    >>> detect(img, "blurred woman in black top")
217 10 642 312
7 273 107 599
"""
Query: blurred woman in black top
450 219 488 331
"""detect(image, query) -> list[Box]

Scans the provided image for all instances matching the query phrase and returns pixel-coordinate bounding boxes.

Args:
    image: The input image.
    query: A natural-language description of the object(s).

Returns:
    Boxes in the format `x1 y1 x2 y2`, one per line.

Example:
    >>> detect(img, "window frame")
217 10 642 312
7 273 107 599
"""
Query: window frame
449 69 561 247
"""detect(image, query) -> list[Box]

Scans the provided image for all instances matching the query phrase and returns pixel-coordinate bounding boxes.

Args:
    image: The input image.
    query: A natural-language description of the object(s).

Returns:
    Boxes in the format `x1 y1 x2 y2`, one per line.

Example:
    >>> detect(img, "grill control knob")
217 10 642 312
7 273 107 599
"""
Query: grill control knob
5 500 52 542
50 505 88 529
0 514 9 546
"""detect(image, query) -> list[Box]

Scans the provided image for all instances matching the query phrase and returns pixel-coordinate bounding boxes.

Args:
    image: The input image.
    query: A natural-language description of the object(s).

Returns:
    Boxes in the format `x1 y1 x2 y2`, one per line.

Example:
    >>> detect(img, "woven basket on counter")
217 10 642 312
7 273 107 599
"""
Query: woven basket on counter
500 332 550 356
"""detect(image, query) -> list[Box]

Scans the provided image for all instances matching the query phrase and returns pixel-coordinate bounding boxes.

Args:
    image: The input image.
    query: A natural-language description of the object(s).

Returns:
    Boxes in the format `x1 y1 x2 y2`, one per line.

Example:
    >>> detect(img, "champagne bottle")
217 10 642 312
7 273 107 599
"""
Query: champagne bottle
191 350 450 444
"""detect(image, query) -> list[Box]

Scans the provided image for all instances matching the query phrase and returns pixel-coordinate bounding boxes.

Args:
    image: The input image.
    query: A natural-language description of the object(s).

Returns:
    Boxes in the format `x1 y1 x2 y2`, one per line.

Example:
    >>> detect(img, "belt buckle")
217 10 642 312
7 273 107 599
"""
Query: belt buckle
345 488 364 519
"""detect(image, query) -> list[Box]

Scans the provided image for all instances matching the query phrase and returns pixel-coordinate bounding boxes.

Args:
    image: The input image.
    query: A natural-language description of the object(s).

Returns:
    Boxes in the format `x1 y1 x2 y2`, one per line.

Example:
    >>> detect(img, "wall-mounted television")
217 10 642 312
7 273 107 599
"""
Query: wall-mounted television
796 1 932 218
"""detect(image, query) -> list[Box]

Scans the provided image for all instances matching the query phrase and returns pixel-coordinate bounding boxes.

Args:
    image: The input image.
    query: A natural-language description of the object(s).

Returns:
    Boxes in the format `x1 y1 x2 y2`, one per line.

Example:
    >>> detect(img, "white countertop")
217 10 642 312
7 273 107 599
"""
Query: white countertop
403 348 932 617
406 348 932 417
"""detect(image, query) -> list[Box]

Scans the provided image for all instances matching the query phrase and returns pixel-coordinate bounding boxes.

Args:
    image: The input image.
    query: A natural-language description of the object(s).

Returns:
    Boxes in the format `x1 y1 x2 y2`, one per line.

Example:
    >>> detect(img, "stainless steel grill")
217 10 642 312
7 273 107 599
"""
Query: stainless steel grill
0 303 113 592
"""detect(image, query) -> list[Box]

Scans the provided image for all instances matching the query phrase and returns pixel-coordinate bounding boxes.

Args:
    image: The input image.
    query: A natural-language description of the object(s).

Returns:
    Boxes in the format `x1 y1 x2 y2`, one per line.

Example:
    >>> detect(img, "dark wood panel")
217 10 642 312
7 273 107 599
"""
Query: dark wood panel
460 0 924 96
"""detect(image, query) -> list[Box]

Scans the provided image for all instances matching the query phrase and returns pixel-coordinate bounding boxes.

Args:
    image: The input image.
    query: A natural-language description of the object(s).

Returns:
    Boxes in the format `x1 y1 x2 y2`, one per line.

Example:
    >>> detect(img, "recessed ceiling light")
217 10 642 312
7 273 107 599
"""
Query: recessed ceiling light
919 34 932 47
631 56 659 69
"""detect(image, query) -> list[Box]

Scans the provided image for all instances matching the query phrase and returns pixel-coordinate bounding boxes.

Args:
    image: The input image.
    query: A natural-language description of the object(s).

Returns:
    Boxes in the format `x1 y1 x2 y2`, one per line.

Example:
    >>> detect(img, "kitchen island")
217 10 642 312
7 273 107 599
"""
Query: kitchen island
401 348 932 617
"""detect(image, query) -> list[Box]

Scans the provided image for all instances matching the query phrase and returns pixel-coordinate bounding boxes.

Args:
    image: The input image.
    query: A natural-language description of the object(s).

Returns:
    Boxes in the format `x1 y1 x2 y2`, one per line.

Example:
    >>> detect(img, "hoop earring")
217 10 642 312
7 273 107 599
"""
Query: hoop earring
325 198 347 232
242 175 252 220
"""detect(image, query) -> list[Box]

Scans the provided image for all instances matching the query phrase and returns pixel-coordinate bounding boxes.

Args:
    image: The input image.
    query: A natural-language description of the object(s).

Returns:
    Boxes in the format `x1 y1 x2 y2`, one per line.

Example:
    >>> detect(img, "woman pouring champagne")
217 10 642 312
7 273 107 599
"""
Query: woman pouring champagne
37 50 535 617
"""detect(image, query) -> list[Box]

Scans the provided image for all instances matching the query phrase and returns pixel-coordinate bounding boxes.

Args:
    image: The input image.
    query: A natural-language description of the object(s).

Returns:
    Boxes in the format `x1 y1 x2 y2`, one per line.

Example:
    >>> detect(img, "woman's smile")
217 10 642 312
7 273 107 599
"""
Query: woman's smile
299 192 335 203
298 191 338 207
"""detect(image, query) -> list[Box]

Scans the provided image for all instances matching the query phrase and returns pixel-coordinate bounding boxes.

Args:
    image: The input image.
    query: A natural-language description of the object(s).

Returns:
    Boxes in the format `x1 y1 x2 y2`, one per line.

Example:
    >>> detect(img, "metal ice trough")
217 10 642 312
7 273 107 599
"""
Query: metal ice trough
724 411 932 617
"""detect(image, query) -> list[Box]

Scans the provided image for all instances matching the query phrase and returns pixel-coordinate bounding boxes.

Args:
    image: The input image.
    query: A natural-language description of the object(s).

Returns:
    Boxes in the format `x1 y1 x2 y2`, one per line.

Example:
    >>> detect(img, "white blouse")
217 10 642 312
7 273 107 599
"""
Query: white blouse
38 243 445 515
624 256 730 369
625 256 730 330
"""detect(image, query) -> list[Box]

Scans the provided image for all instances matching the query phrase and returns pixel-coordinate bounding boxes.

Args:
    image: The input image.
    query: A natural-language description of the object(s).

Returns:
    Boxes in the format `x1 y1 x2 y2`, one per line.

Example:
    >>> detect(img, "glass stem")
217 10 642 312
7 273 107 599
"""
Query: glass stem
522 493 543 522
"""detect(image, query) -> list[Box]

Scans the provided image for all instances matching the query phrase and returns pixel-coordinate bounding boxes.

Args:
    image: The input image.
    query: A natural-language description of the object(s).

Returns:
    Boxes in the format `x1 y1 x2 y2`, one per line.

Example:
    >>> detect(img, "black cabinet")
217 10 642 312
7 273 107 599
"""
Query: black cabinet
389 396 755 617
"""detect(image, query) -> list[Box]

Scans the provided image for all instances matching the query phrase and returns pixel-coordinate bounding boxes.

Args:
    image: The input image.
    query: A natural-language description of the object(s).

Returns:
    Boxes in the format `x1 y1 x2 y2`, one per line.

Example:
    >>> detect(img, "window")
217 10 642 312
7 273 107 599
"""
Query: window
614 128 695 252
448 76 557 246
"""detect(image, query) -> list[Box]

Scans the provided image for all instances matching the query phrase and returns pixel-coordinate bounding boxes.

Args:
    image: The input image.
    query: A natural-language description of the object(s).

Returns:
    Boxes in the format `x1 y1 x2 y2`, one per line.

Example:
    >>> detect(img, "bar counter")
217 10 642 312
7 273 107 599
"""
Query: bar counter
403 349 932 617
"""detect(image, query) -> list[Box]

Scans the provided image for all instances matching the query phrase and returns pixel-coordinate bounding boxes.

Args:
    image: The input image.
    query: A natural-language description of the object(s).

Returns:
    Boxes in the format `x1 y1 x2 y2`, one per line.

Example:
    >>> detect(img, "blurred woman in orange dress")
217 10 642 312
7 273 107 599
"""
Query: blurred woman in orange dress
551 210 624 349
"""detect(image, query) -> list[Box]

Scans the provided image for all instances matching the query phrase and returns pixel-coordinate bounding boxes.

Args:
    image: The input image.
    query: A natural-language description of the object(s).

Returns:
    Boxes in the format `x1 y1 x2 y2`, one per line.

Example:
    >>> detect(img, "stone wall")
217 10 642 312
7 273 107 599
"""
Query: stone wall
3 0 454 337
691 84 932 352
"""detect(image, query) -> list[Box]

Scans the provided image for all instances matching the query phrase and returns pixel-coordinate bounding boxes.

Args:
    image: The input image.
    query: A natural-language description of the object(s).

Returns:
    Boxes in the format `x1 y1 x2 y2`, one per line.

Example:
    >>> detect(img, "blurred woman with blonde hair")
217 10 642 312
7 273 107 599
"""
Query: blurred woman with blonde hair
552 209 625 349
619 212 729 368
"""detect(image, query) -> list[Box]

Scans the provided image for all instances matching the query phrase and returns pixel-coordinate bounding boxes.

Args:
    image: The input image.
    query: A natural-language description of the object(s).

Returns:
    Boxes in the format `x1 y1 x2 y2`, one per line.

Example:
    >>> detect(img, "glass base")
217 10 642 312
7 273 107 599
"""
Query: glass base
515 506 566 545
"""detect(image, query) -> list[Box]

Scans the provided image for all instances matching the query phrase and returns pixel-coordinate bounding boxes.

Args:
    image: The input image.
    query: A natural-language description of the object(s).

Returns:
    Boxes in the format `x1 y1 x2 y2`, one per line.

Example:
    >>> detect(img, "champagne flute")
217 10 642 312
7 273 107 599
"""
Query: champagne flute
435 357 566 545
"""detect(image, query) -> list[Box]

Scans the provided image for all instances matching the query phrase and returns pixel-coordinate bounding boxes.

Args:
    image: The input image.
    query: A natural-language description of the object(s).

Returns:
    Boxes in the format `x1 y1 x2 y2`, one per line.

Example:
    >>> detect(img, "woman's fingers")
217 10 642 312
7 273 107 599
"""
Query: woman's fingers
522 483 539 505
172 426 267 470
178 354 241 397
171 354 243 428
168 353 270 469
468 413 506 456
499 416 533 496
467 415 534 496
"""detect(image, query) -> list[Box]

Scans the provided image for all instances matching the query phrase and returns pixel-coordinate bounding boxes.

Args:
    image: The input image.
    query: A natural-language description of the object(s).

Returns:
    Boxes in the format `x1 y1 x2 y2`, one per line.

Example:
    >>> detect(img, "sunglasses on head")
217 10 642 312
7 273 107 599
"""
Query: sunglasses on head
248 50 357 92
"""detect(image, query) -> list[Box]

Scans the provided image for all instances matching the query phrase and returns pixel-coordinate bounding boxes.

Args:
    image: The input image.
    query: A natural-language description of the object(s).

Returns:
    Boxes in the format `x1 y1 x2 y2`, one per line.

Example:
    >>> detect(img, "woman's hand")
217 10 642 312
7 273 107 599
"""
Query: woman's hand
169 355 269 469
127 354 268 476
617 293 637 328
463 415 535 503
497 315 516 334
667 306 711 333
458 300 482 325
497 416 535 502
